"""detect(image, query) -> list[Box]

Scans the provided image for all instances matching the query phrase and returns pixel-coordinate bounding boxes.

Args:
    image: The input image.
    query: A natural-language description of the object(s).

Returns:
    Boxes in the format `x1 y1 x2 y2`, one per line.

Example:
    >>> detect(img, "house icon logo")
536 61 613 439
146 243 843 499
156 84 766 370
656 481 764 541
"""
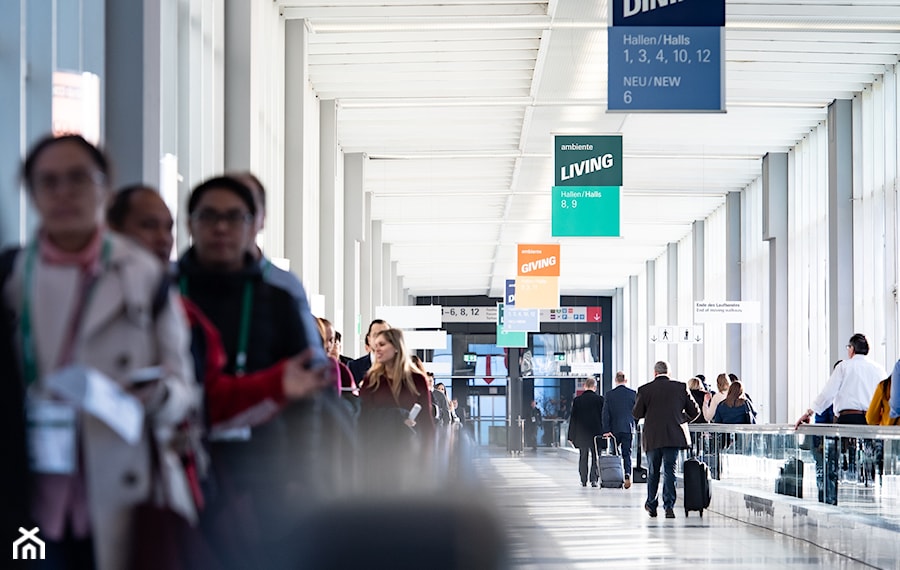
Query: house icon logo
13 527 45 560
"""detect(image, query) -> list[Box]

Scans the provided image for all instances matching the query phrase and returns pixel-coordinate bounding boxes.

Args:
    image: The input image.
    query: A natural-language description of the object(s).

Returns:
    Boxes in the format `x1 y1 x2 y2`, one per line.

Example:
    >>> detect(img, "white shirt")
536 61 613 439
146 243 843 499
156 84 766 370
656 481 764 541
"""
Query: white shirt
703 391 727 422
811 354 886 414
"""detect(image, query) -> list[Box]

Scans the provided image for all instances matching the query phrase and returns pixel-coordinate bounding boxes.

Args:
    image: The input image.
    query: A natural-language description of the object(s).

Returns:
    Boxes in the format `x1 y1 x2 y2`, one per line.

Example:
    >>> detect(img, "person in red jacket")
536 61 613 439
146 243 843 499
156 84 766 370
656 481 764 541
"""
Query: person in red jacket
107 185 328 421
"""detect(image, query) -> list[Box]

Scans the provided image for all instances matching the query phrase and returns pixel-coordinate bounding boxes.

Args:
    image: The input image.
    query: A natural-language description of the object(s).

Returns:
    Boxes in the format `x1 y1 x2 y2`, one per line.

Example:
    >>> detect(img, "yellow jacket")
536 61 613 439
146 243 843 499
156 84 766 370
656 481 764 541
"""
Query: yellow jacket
866 378 899 426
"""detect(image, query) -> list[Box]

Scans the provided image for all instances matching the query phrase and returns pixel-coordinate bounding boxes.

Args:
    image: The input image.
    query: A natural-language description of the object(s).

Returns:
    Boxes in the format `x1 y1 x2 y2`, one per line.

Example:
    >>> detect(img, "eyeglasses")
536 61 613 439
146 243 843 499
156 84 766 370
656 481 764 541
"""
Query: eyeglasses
191 209 254 228
32 168 105 194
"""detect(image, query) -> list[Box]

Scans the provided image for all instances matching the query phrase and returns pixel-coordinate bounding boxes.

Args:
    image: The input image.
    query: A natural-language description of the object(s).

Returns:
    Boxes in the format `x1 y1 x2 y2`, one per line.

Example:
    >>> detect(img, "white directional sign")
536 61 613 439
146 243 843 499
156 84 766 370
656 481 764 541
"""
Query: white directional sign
650 325 703 344
694 301 760 323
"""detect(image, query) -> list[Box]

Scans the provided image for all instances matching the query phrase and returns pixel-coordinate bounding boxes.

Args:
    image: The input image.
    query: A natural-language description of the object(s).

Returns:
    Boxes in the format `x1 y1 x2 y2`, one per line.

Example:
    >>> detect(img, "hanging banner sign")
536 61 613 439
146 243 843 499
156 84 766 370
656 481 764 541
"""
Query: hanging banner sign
554 135 623 188
515 276 560 309
505 279 516 306
611 0 725 27
517 244 561 277
552 135 622 237
607 0 726 113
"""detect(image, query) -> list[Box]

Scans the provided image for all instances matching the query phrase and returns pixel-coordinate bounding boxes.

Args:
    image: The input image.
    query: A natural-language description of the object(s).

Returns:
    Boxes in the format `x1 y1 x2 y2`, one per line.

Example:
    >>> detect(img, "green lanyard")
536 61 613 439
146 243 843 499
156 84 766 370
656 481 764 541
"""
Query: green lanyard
180 276 254 375
20 237 112 386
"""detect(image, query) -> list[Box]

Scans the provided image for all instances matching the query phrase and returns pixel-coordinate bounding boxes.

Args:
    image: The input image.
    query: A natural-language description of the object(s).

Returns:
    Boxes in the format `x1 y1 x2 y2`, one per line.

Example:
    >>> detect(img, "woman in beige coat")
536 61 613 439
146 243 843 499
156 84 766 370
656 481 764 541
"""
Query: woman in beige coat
1 134 197 570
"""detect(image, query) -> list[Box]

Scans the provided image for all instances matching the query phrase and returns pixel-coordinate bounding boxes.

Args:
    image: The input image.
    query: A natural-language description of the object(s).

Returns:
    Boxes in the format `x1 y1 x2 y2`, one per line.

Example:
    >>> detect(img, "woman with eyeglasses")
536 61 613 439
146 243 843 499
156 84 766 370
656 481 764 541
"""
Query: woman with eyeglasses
0 134 197 570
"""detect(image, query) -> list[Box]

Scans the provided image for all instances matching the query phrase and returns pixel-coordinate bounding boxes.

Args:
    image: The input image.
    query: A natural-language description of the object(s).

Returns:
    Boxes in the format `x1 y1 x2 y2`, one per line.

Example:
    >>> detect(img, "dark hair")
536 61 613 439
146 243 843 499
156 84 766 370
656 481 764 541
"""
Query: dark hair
231 171 266 211
728 373 740 384
724 381 746 407
188 176 257 217
365 319 389 342
334 331 342 342
107 184 158 228
22 134 110 192
848 333 869 355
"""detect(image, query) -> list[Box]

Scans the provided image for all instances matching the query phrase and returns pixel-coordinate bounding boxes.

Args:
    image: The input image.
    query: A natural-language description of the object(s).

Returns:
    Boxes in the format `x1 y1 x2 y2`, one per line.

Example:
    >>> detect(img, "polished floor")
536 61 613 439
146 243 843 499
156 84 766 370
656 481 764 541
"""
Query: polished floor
475 449 878 569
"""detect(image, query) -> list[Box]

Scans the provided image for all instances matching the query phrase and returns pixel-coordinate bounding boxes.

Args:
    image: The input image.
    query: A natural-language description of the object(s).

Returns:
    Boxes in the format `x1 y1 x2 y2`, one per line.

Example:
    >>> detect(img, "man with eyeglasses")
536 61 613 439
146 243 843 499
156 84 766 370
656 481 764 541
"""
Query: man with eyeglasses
175 176 333 567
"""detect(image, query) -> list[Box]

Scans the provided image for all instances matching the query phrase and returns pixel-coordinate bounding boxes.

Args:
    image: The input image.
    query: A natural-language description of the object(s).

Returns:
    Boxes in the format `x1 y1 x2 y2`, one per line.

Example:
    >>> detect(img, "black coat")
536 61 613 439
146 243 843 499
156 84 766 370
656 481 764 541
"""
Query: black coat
633 375 700 451
349 354 373 385
567 390 605 449
0 287 30 545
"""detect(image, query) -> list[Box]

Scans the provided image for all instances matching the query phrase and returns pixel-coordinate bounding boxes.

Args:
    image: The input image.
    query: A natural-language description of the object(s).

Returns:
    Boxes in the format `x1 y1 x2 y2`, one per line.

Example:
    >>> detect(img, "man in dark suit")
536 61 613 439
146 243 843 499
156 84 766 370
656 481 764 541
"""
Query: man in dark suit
349 319 390 385
602 371 637 489
633 361 700 518
567 378 605 487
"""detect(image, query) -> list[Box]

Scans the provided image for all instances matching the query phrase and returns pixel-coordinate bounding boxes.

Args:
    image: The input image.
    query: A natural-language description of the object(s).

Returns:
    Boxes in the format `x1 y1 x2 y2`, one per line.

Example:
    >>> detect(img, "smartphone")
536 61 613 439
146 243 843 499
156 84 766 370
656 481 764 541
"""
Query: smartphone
409 403 422 421
129 366 163 384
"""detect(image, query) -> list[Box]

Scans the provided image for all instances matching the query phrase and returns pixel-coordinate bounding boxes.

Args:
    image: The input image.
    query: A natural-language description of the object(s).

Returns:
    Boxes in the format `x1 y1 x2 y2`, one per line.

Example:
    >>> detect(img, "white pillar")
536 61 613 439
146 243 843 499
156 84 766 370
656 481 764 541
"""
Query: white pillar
0 1 25 245
344 153 366 351
319 100 340 317
223 0 252 171
763 152 788 423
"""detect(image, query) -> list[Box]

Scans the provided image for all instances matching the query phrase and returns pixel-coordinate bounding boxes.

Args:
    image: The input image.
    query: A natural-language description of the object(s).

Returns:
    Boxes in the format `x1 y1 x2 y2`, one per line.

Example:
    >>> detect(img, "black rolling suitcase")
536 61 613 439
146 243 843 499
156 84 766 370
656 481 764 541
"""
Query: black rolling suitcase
594 435 625 488
683 456 711 517
632 426 648 483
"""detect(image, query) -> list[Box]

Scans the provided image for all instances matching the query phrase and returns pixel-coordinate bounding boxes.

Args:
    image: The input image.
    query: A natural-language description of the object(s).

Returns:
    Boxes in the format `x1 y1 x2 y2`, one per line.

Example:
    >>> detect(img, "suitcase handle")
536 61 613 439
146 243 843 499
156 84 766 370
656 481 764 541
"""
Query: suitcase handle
594 435 619 456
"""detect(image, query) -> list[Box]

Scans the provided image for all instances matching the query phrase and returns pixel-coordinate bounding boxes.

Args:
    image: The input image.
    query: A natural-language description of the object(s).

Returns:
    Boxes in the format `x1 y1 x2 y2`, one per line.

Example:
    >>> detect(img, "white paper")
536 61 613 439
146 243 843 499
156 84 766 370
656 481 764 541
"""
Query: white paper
46 365 145 445
27 399 77 474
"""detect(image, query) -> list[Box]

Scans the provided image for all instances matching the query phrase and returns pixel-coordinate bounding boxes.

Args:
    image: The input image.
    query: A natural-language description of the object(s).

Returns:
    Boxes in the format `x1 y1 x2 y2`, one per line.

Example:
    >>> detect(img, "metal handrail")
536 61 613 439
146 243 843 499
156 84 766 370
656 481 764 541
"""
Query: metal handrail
689 423 900 439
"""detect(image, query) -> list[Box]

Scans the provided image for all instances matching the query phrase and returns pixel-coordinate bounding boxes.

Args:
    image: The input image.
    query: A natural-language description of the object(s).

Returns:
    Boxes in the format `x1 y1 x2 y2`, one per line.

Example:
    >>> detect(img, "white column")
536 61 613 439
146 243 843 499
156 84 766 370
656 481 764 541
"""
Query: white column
828 100 854 361
0 1 25 245
319 100 340 316
359 191 372 334
667 242 679 367
371 220 383 310
613 287 625 376
763 152 788 423
284 19 309 280
646 260 657 368
223 0 252 171
692 220 706 375
343 153 366 348
382 244 393 306
725 191 742 377
628 275 640 380
106 0 160 187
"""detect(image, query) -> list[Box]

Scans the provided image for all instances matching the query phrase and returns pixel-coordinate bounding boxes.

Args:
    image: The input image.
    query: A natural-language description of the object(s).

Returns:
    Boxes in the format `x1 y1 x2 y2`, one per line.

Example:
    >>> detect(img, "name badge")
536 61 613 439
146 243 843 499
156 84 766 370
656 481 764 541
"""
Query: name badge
27 398 77 474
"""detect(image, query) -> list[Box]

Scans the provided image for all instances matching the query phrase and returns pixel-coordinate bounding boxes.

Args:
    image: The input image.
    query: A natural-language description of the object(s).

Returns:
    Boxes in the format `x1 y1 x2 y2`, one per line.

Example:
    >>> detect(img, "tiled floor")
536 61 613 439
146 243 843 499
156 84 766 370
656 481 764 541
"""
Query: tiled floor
475 449 878 569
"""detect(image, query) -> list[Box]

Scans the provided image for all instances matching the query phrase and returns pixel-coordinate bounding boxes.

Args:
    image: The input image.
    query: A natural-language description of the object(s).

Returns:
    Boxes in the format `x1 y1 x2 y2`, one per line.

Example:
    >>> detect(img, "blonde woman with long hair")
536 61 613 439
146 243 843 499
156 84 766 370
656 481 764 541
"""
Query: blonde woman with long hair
358 329 434 491
360 329 434 433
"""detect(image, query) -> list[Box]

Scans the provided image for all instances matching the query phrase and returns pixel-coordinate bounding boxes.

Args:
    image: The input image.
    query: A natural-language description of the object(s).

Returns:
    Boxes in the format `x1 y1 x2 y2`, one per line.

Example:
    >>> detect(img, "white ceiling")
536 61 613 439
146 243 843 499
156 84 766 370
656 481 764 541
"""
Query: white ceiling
280 0 900 297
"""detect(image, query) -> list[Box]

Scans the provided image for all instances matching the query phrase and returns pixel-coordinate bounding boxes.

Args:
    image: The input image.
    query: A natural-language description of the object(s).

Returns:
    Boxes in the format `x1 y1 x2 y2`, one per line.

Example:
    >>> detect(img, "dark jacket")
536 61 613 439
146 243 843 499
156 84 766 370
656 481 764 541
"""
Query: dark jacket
713 399 757 424
349 354 374 385
177 249 312 488
431 389 451 424
0 286 30 547
602 384 637 435
633 375 701 451
689 389 709 423
567 390 605 449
